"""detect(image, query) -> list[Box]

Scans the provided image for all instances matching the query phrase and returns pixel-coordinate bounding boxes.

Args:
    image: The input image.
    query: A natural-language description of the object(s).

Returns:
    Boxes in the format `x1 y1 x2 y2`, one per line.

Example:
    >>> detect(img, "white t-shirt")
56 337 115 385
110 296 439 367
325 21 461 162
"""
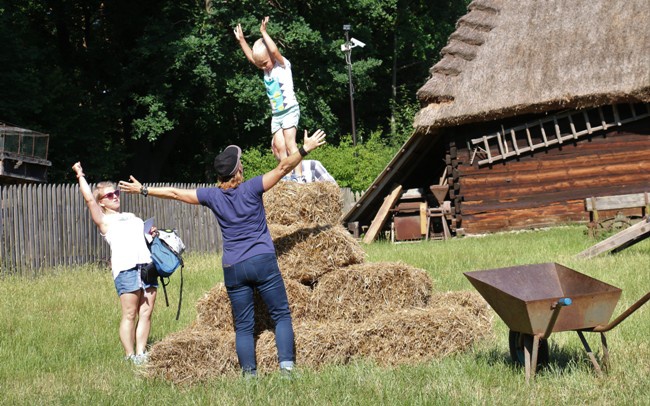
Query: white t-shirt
263 58 298 114
102 213 152 279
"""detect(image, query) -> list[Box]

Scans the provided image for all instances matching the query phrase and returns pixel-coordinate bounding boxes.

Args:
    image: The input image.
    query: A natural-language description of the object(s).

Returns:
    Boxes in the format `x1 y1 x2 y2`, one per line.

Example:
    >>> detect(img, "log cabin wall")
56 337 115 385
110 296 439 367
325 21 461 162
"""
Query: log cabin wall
452 117 650 234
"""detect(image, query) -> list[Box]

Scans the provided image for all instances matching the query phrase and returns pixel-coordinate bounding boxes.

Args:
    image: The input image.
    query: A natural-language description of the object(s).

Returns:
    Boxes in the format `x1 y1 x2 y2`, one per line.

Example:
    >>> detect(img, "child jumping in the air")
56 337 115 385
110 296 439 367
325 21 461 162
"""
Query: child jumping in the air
234 16 304 182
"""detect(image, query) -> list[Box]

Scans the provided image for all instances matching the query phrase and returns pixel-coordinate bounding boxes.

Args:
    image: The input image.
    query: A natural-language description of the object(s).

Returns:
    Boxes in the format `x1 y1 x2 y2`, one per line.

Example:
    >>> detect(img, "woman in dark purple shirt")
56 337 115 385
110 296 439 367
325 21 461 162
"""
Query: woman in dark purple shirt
119 129 326 377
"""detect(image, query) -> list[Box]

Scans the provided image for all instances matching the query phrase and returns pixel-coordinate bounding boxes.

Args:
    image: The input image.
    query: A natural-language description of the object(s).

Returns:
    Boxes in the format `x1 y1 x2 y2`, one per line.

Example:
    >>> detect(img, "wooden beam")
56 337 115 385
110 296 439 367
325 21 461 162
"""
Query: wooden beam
576 218 650 259
420 202 428 235
362 184 403 244
584 192 650 211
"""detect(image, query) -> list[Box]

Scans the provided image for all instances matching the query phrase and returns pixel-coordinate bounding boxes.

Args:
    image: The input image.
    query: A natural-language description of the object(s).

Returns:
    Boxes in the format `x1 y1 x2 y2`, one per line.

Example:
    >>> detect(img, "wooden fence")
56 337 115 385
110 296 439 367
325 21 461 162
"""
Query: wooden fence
1 183 361 276
0 183 221 276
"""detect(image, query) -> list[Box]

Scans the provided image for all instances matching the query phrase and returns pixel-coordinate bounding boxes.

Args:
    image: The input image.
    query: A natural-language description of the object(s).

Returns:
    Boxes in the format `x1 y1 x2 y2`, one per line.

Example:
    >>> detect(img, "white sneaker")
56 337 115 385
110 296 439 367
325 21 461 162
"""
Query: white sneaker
132 352 149 366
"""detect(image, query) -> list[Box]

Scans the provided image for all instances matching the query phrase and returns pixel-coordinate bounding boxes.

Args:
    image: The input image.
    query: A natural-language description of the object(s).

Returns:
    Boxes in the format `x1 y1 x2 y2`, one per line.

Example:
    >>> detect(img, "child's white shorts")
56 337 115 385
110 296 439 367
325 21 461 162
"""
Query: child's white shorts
271 104 300 134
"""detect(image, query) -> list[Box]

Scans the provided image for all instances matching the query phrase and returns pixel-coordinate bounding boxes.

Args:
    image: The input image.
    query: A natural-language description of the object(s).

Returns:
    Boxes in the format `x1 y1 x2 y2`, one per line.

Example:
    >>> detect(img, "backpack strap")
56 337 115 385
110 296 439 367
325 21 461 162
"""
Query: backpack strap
175 259 184 321
160 276 170 307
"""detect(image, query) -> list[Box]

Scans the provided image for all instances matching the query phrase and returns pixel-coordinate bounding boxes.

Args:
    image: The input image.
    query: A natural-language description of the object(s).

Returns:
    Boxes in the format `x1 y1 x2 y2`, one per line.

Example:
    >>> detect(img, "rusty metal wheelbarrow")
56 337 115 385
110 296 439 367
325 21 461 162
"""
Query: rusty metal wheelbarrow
464 263 649 381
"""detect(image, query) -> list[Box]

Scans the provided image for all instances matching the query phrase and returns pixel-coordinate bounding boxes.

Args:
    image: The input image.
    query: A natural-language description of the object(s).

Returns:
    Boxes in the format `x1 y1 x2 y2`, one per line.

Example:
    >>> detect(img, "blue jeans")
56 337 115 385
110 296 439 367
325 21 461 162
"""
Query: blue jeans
224 253 295 374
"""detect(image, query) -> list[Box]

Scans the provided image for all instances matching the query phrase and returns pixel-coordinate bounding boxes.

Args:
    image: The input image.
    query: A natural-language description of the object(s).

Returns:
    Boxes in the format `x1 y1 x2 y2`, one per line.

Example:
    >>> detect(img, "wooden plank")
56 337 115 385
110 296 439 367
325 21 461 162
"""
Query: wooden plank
362 184 402 244
598 107 608 131
496 131 506 157
439 166 448 186
525 124 535 151
613 104 621 126
576 218 650 259
420 202 428 235
510 128 520 155
585 192 650 211
483 136 493 163
553 117 562 144
568 114 578 139
540 119 549 146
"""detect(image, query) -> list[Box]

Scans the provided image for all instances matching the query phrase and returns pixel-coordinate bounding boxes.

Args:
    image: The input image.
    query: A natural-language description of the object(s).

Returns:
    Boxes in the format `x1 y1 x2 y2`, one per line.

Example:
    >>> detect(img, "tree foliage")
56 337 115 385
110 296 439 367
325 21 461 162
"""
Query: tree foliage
0 0 469 188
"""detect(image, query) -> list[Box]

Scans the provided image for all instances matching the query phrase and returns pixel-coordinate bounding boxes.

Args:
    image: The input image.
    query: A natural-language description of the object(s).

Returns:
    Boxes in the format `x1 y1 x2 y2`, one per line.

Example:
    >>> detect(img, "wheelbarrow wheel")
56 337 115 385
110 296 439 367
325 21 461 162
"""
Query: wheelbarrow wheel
509 331 549 366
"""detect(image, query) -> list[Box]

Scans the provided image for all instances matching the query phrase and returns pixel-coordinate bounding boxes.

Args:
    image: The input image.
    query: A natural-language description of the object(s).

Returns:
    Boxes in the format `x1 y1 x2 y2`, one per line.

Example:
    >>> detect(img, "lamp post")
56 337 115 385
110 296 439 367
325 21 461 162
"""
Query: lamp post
341 25 365 146
342 25 356 145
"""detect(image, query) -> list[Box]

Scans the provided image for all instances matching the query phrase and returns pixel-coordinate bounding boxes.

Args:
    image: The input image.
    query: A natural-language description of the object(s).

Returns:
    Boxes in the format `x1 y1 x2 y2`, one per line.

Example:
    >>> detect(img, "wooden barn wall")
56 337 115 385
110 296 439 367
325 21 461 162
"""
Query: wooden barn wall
455 120 650 234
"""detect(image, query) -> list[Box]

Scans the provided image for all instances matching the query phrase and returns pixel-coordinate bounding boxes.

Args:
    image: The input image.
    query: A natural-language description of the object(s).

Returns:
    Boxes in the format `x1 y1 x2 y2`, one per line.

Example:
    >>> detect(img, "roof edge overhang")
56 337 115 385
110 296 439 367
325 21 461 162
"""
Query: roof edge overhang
415 88 650 131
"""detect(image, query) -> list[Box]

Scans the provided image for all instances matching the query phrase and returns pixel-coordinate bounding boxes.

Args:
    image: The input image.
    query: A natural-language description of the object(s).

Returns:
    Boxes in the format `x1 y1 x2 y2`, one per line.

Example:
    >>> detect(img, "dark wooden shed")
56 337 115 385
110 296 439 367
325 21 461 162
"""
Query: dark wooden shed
343 0 650 238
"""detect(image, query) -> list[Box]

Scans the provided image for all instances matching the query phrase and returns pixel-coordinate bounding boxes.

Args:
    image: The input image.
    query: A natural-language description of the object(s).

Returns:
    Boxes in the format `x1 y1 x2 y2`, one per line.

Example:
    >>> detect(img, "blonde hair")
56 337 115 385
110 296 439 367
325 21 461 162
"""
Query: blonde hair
252 38 270 64
93 181 117 203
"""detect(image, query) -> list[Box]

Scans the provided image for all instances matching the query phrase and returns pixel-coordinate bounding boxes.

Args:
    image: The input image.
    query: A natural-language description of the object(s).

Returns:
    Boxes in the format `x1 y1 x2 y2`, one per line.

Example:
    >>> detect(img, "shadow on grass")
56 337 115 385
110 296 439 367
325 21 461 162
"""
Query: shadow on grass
474 341 603 377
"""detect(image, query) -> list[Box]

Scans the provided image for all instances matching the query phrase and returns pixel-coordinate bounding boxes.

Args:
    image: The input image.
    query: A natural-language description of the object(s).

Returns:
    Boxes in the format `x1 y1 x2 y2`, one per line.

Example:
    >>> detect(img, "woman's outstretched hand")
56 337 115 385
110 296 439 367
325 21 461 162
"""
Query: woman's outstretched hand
303 129 327 153
118 176 142 195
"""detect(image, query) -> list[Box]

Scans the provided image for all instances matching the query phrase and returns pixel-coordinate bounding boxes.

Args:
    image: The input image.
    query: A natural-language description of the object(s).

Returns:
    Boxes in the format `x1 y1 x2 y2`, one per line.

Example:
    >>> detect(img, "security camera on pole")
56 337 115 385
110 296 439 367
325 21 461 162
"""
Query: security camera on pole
341 25 365 146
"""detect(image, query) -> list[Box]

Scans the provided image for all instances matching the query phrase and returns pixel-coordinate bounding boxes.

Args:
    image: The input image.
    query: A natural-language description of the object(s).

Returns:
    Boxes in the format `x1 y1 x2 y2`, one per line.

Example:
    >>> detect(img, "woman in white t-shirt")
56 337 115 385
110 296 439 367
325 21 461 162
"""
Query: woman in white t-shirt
72 162 157 365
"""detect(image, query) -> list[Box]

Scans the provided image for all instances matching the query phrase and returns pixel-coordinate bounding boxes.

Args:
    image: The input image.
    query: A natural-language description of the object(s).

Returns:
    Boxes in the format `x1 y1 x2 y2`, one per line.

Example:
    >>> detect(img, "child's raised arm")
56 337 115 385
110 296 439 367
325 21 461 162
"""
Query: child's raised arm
259 16 285 66
234 23 255 65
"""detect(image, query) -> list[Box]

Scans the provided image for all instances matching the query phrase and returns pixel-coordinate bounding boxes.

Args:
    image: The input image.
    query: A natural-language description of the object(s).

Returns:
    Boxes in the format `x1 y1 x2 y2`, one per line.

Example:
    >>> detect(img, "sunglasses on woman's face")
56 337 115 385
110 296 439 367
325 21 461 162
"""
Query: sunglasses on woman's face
100 190 120 200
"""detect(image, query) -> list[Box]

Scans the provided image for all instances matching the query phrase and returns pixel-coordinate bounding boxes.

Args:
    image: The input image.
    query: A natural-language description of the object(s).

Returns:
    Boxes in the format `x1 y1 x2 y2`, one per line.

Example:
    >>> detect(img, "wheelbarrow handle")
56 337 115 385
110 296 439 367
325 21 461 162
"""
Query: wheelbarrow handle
542 298 573 339
592 291 650 333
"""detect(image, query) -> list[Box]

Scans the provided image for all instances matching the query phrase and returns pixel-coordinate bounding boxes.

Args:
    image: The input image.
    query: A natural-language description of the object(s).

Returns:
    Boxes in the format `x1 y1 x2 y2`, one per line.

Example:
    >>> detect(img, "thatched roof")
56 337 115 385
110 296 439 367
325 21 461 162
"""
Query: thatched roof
415 0 650 130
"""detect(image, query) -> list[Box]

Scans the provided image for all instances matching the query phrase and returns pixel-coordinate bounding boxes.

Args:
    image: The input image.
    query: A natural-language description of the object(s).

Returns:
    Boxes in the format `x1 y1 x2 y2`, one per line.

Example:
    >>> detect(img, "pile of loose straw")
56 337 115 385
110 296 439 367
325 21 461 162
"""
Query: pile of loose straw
144 181 492 384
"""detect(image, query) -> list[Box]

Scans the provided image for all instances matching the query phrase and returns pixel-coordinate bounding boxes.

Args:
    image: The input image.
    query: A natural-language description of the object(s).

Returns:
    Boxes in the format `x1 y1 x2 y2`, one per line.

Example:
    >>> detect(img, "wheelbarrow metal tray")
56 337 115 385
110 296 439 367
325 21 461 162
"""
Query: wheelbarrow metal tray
464 263 622 335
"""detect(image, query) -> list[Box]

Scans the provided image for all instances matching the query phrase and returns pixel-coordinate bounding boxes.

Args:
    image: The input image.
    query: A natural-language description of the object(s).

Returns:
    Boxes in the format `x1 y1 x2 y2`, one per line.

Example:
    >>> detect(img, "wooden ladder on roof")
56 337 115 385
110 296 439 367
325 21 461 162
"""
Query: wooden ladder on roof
470 103 650 166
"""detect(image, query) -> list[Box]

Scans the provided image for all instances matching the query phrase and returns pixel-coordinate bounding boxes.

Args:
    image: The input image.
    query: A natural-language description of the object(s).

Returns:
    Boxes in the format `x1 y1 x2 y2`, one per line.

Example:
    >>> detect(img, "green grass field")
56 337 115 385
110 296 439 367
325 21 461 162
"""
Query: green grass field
1 225 648 405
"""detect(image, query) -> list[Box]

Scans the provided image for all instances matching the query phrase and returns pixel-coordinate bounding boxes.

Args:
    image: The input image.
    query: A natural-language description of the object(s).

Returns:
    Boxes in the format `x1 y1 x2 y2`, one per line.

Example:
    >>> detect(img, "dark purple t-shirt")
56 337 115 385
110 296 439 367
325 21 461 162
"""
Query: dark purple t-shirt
196 175 275 266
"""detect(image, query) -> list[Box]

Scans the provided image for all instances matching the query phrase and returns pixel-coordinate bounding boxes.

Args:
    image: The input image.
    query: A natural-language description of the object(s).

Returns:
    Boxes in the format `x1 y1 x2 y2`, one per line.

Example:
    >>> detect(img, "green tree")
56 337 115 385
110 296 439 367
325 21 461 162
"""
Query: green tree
0 0 468 184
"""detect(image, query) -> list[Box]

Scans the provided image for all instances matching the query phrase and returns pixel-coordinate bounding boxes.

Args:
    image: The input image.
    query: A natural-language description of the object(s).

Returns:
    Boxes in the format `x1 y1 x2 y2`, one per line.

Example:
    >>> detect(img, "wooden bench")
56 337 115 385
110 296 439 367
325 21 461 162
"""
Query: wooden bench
585 192 649 237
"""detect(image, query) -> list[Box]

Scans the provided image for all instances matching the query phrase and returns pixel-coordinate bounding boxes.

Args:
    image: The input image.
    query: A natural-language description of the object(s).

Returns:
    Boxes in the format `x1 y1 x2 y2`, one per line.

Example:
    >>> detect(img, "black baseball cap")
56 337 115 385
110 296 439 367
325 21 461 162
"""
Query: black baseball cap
214 145 242 177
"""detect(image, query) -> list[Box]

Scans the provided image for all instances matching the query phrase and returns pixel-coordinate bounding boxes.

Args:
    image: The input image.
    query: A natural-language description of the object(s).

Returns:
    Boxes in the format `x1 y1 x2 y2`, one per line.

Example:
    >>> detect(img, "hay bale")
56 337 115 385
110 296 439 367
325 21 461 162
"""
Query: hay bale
253 291 492 370
195 284 233 331
146 290 492 384
255 323 359 371
270 223 366 283
309 262 432 322
352 295 493 365
428 290 491 318
195 279 313 332
264 181 343 226
144 326 240 383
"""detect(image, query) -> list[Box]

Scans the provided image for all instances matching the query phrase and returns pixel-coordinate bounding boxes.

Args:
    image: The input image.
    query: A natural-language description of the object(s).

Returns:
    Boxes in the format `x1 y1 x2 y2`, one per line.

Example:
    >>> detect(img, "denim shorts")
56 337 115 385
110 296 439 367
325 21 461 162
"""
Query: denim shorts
271 104 300 134
114 265 158 296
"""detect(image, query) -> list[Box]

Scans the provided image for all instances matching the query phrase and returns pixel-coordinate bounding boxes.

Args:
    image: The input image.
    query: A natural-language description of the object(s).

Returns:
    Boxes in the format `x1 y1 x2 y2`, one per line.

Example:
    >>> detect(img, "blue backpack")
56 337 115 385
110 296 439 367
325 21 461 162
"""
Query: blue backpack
150 236 182 277
149 229 185 320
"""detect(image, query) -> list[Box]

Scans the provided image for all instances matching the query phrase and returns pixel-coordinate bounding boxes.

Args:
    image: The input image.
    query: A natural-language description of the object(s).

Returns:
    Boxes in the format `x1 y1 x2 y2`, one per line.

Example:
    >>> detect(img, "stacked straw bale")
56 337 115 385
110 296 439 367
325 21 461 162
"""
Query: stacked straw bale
147 291 492 382
309 262 432 322
144 181 493 384
270 223 366 283
195 279 312 332
263 181 342 226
